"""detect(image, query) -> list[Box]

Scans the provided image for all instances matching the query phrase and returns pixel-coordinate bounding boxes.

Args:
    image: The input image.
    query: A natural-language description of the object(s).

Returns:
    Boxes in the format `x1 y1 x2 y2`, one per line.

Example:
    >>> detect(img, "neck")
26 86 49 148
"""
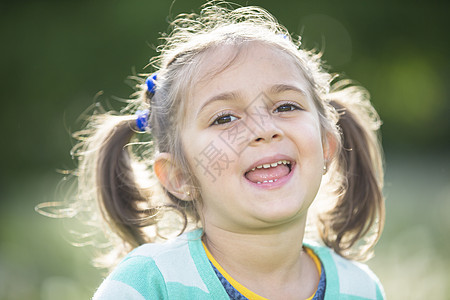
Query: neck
202 216 318 299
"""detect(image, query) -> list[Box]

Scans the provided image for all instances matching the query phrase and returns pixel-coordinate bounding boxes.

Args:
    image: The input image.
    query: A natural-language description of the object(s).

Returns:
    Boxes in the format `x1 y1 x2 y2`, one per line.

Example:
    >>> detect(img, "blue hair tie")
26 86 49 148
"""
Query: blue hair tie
136 109 150 132
145 74 157 94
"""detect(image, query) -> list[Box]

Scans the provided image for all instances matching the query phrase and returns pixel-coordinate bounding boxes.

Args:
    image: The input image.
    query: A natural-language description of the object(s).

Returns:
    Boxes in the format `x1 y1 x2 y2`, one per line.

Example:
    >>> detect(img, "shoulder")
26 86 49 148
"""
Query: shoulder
93 254 166 300
93 229 224 300
127 229 210 292
304 241 385 300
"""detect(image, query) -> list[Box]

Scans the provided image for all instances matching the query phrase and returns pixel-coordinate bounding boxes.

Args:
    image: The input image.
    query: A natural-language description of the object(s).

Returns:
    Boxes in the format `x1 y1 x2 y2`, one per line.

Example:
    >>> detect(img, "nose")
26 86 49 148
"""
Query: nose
248 118 283 146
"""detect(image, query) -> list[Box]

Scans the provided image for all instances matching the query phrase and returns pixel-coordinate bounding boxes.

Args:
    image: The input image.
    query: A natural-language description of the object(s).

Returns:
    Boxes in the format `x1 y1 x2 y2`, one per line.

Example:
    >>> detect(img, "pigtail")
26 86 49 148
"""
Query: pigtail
94 116 155 247
72 105 161 267
319 82 385 261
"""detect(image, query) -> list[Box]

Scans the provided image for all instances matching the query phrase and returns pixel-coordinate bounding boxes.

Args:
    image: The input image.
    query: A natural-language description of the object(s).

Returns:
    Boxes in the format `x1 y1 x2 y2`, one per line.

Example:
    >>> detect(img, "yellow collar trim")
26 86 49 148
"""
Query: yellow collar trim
303 247 322 300
202 242 321 300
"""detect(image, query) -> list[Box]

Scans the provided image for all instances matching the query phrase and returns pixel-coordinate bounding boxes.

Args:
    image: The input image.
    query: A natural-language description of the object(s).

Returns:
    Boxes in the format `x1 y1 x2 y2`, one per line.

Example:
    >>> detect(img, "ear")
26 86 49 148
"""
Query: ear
153 153 194 201
323 131 338 168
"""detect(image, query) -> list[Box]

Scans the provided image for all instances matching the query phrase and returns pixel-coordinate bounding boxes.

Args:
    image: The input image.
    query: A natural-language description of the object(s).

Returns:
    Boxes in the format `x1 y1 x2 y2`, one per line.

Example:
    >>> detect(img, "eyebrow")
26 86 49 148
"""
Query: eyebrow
268 84 307 96
196 84 307 117
197 91 241 116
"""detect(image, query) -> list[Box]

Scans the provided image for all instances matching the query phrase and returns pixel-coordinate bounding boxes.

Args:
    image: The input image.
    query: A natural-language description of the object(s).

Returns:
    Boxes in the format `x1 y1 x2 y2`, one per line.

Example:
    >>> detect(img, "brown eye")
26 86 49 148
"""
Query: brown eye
274 103 302 113
212 114 238 125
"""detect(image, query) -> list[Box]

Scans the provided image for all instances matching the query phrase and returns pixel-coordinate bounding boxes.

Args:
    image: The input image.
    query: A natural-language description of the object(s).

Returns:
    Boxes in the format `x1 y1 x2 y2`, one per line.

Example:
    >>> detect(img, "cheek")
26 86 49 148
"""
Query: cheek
291 119 324 154
183 128 239 186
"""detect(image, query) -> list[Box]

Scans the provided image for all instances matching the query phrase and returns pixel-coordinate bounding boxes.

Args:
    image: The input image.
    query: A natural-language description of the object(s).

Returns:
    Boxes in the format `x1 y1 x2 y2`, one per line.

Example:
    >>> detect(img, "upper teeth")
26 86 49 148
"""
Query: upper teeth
250 160 291 171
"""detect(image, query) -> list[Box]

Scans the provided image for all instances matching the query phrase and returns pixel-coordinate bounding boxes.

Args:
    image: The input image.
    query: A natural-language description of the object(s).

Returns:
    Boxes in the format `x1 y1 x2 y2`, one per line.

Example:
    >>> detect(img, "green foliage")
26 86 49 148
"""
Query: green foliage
1 0 449 173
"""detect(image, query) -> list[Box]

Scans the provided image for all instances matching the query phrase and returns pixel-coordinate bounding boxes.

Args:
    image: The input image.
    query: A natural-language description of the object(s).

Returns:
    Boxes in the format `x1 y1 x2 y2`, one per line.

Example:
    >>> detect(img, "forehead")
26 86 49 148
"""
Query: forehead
187 42 312 105
195 42 306 86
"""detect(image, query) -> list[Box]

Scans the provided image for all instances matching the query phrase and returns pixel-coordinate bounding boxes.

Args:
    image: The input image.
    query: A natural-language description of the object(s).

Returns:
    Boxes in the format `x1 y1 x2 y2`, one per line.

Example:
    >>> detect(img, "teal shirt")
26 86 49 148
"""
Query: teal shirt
93 229 385 299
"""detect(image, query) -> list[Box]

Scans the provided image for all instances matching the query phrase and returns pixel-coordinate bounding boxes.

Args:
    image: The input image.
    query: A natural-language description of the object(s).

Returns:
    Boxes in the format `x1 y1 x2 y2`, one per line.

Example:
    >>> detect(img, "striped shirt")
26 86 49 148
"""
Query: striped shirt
93 229 385 299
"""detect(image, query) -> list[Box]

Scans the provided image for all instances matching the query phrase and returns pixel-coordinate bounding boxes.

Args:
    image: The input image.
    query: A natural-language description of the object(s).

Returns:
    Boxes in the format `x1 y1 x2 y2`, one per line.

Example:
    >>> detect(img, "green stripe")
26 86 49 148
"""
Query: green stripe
188 229 230 300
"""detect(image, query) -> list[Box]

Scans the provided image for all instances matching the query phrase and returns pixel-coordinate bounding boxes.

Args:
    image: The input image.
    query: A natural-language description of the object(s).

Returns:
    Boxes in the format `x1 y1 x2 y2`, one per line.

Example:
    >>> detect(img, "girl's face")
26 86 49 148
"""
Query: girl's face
181 43 327 233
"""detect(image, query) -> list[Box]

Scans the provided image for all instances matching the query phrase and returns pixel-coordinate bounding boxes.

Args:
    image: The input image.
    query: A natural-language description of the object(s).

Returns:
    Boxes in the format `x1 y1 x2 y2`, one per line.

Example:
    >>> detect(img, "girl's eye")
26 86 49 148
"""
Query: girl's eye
212 114 238 125
274 103 302 113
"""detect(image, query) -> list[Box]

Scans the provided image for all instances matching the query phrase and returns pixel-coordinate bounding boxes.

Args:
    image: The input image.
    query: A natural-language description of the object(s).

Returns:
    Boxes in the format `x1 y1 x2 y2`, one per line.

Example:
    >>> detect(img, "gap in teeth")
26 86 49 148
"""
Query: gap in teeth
251 160 291 171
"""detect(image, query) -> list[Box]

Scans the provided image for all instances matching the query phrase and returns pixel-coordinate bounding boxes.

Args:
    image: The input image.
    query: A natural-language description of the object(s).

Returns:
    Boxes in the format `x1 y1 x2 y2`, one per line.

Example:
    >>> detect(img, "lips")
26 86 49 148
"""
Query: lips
244 159 293 184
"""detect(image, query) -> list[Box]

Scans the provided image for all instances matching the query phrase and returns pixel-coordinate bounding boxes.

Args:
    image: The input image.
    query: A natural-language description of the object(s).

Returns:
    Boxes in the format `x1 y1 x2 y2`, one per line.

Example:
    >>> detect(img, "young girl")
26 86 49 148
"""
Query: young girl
70 2 385 299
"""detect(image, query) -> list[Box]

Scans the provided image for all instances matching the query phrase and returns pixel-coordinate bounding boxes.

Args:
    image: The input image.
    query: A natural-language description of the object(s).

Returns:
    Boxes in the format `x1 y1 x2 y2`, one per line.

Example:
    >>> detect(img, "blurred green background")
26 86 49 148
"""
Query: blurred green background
1 0 449 299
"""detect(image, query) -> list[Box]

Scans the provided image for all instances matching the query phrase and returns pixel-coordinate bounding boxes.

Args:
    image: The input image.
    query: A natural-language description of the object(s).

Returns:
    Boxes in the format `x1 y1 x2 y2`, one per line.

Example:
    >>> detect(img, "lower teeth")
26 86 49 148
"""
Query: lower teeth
256 179 278 184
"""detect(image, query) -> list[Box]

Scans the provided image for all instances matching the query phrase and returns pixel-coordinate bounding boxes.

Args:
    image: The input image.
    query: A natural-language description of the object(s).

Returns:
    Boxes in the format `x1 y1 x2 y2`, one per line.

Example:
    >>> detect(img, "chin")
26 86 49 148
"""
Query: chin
250 200 309 225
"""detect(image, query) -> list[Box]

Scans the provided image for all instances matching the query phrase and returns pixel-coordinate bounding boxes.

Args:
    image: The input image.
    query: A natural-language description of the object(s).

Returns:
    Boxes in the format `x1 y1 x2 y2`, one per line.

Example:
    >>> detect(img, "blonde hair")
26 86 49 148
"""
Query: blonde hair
43 1 384 268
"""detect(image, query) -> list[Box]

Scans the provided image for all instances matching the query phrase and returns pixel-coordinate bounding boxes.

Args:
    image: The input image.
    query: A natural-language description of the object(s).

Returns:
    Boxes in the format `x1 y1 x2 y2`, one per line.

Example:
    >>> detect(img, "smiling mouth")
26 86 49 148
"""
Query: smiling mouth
244 160 293 184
